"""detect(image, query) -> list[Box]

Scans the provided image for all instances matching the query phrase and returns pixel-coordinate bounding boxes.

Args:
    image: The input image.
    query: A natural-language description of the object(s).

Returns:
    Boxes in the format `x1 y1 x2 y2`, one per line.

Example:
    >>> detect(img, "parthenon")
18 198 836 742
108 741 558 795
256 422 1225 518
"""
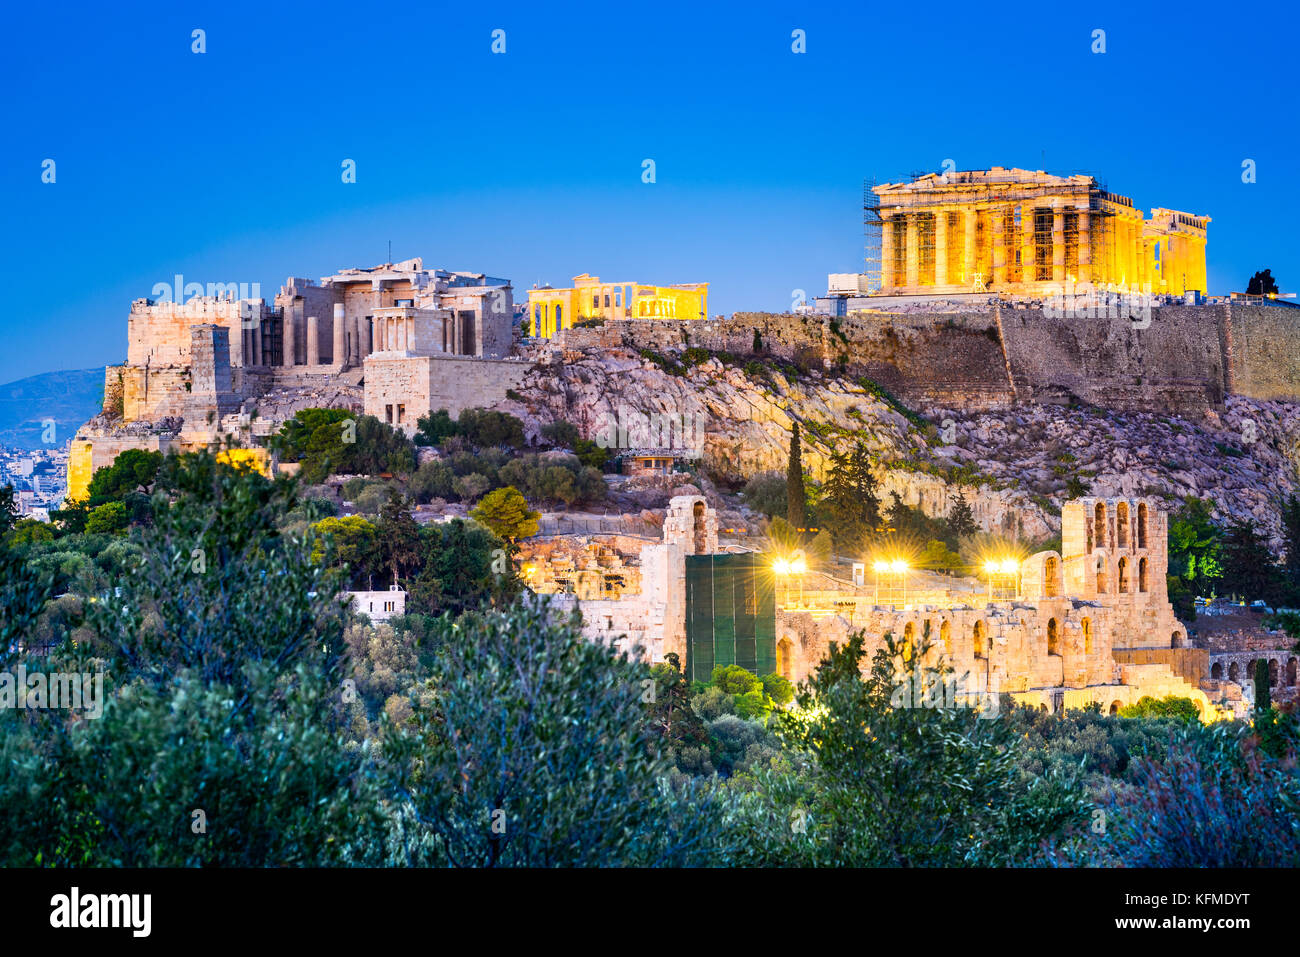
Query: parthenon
873 168 1209 297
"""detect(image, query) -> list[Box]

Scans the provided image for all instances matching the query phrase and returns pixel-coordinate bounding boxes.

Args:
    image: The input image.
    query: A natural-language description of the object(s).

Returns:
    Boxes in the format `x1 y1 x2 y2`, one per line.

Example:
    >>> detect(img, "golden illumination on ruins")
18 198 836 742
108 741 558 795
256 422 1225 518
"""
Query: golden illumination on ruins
528 273 708 338
870 168 1209 297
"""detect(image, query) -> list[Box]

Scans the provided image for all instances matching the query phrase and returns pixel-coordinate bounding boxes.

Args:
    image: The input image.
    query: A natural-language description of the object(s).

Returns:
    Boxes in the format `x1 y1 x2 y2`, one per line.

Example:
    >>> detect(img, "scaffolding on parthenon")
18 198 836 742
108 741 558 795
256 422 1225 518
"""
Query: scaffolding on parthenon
863 178 883 293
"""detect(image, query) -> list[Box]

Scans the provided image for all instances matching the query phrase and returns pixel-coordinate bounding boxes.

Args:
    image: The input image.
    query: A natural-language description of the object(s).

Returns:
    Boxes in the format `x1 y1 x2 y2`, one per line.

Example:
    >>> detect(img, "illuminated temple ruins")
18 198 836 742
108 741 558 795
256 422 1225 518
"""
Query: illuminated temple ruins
870 167 1209 297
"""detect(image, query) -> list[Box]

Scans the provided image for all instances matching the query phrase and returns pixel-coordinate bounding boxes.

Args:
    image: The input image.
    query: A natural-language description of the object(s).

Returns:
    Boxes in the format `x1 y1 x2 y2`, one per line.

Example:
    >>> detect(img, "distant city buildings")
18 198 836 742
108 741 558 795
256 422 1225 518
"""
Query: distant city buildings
0 445 68 517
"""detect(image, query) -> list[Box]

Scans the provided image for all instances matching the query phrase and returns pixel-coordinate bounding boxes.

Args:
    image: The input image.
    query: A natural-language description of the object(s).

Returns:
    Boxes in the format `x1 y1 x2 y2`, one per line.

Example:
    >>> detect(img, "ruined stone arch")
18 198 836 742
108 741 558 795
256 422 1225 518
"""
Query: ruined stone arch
1137 502 1149 548
1047 617 1060 656
692 501 706 554
776 636 794 681
1138 556 1149 593
1211 661 1223 680
1228 661 1241 682
1044 555 1060 597
1117 556 1129 593
1081 617 1093 655
1116 502 1129 548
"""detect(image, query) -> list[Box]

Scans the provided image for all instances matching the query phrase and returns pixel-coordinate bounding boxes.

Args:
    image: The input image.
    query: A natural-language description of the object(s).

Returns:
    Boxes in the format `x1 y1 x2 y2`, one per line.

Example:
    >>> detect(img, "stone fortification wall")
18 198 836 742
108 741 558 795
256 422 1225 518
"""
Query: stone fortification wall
555 304 1300 417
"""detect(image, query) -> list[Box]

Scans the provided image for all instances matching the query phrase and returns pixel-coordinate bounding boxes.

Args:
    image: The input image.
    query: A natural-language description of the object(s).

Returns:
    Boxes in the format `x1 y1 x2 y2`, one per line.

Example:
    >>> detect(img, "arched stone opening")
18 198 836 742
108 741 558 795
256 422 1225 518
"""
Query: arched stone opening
1096 556 1107 595
1289 657 1298 687
1047 617 1060 656
776 637 794 681
1116 502 1129 548
1137 502 1149 548
939 619 951 656
1211 662 1223 680
1094 502 1107 548
1139 557 1149 593
1269 659 1280 686
1228 661 1241 682
1081 617 1093 655
901 622 915 662
1118 557 1129 594
1044 556 1060 597
692 501 706 554
1109 700 1122 715
1171 631 1183 648
973 620 985 658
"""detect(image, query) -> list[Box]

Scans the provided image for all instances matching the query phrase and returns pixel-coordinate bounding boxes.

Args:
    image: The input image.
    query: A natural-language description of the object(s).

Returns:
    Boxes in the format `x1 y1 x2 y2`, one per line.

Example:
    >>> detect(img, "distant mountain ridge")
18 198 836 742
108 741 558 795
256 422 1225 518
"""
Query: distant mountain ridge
0 367 106 449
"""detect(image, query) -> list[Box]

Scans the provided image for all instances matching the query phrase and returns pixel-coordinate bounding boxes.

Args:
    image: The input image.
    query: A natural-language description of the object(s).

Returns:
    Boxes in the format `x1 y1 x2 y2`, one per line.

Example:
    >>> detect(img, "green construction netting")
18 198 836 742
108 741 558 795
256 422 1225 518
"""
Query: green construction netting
685 553 775 683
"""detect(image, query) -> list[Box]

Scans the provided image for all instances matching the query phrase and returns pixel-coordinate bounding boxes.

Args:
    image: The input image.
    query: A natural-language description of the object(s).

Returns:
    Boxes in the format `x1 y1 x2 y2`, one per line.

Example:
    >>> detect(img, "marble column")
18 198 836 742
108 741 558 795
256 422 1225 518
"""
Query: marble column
282 306 296 367
880 217 895 289
1052 204 1066 284
904 215 919 289
306 316 320 366
1077 210 1092 284
935 209 949 286
992 206 1007 287
963 208 977 288
332 304 346 366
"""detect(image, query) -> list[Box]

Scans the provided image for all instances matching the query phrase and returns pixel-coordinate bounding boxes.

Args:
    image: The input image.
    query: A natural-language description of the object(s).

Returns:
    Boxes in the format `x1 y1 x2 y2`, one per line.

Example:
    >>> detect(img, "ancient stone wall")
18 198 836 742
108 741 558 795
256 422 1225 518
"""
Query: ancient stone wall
363 355 535 430
1224 303 1300 401
555 304 1300 417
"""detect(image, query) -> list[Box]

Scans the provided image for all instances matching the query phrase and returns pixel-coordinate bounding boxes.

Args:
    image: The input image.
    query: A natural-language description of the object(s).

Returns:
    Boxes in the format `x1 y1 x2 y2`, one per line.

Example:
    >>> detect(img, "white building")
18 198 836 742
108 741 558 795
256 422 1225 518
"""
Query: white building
348 585 407 622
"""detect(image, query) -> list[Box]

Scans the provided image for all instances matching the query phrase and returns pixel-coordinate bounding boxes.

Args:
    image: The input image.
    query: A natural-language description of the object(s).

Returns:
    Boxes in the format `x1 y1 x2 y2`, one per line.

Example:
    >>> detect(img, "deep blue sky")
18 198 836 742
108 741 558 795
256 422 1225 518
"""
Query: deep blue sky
3 0 1295 384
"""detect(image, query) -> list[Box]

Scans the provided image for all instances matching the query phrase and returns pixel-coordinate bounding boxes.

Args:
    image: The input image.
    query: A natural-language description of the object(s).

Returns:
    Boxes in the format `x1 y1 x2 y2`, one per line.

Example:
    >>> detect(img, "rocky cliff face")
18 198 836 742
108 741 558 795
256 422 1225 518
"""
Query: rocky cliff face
503 344 1300 548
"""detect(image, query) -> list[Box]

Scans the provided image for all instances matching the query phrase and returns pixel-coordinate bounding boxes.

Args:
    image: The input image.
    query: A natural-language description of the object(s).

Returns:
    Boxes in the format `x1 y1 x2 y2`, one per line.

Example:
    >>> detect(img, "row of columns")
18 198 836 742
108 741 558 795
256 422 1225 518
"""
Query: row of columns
881 203 1169 292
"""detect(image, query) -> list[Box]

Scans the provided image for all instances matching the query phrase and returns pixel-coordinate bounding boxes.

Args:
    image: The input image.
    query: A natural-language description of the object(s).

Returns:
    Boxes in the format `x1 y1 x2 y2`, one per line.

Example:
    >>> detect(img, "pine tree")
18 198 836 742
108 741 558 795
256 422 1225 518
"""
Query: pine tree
378 489 422 588
1254 658 1272 713
946 489 977 541
1282 494 1300 578
787 423 806 534
820 441 881 554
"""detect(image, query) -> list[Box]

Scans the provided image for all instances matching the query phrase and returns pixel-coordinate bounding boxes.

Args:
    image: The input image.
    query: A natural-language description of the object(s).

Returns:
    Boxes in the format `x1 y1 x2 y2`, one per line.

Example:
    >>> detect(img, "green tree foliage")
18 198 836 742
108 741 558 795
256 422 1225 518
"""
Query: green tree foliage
1246 268 1279 295
414 409 460 447
84 501 128 535
276 410 414 483
497 454 605 507
1168 497 1222 593
819 441 881 555
406 518 518 617
0 485 16 538
946 488 977 540
0 452 387 866
1117 695 1201 721
731 632 1091 866
752 328 763 353
786 423 806 534
377 490 422 587
1253 659 1271 712
310 515 380 589
456 408 525 449
385 596 732 866
84 448 164 502
1219 519 1283 603
741 471 787 520
471 486 540 543
5 517 56 547
409 459 456 503
540 420 580 449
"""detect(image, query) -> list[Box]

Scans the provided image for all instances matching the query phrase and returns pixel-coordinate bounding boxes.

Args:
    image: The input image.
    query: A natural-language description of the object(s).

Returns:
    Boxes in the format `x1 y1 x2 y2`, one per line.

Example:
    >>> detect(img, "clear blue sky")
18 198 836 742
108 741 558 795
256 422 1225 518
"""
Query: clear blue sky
2 0 1295 384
